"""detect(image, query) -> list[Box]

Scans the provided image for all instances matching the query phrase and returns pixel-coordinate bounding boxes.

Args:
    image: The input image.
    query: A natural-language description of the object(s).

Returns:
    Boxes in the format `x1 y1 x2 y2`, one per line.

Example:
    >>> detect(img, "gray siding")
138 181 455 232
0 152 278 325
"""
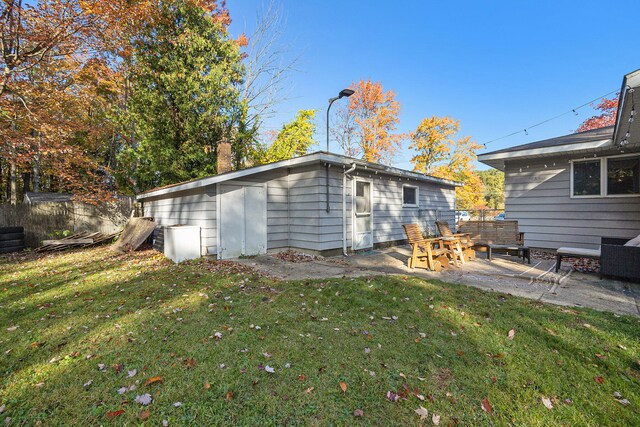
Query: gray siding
142 162 457 256
336 168 455 250
505 153 640 249
144 186 216 255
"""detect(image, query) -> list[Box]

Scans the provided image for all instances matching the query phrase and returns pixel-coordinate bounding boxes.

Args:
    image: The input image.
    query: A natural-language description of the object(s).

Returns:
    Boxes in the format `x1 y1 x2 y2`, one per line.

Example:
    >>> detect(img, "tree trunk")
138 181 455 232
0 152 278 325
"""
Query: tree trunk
33 150 41 192
10 161 17 205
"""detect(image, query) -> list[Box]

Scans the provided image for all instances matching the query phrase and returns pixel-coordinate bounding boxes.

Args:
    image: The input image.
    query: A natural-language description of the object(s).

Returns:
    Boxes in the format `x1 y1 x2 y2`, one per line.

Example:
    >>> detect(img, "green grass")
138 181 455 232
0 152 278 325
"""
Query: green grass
0 247 638 426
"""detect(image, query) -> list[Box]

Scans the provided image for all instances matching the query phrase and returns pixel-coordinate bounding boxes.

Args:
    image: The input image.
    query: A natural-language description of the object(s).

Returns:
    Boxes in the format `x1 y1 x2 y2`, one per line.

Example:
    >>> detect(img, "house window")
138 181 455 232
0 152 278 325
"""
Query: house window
572 160 601 196
402 185 418 207
355 181 371 214
607 157 640 195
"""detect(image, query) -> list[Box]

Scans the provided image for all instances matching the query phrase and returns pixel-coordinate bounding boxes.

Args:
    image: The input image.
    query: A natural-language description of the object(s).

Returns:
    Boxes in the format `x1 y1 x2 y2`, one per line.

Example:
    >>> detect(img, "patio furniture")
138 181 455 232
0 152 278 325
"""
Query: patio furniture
435 221 476 261
456 220 525 246
402 224 450 272
440 237 466 266
600 237 640 282
555 247 601 273
454 220 530 263
488 244 531 264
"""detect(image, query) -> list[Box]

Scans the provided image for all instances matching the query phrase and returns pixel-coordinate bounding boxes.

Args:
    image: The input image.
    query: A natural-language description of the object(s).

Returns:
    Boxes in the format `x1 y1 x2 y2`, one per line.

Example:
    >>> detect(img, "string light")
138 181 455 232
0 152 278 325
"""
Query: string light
479 89 618 149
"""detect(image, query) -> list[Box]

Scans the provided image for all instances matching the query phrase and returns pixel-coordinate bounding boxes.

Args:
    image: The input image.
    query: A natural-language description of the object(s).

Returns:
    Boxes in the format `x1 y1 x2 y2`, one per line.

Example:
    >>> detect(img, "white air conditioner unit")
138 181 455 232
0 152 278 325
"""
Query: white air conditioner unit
164 225 201 263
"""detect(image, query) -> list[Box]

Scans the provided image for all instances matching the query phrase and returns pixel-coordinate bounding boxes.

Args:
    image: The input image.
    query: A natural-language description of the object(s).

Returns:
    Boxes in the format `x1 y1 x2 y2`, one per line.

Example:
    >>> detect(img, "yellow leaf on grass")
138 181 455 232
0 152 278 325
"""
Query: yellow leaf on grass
144 376 163 386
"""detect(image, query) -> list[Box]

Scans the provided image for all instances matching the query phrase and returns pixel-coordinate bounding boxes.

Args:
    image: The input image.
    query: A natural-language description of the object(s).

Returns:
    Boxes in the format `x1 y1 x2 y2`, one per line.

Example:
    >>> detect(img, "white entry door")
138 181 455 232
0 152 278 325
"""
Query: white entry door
353 178 373 250
218 182 267 259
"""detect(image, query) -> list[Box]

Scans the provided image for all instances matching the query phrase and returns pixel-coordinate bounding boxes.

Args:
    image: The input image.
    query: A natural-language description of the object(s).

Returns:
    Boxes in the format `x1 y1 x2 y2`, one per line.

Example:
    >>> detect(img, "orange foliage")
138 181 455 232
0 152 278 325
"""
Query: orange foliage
345 80 401 163
576 96 619 132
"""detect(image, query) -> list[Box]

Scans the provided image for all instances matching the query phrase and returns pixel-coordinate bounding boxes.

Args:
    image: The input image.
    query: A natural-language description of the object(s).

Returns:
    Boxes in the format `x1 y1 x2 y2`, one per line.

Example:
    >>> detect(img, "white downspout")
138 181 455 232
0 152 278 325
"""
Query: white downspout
343 163 357 256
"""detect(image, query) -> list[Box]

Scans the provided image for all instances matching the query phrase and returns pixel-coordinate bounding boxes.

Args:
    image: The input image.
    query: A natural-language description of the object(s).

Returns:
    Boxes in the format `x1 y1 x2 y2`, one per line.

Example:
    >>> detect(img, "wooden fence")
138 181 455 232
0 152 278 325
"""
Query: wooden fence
0 199 135 248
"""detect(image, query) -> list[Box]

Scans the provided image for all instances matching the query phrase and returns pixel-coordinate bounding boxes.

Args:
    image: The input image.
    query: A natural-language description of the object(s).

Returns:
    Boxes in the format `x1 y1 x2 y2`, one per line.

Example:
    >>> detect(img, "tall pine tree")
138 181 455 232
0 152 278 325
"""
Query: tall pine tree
119 1 244 192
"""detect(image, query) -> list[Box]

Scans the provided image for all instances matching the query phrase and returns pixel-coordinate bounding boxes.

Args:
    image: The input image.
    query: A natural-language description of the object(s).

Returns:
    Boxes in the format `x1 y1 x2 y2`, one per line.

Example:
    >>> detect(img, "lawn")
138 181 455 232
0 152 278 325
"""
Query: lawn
0 247 638 426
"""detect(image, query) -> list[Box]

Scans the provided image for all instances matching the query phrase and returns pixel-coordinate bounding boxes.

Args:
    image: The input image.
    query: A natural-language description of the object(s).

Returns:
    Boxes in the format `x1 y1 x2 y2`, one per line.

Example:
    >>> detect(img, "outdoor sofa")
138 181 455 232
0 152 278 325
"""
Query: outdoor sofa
555 236 640 282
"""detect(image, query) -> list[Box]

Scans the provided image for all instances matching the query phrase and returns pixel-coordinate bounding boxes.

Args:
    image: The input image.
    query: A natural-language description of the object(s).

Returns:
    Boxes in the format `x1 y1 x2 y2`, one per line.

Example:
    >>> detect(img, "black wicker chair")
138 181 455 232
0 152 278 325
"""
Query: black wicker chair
600 237 640 282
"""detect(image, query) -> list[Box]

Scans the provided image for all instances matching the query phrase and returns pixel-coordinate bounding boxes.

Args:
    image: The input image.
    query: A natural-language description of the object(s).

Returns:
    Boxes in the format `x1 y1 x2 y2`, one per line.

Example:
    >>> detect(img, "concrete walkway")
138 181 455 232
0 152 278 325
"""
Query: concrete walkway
235 246 640 317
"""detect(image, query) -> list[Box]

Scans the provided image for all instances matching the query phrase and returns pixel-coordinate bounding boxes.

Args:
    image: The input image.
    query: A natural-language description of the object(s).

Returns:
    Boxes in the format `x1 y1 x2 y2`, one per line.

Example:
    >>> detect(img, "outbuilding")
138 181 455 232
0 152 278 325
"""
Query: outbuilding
137 152 460 259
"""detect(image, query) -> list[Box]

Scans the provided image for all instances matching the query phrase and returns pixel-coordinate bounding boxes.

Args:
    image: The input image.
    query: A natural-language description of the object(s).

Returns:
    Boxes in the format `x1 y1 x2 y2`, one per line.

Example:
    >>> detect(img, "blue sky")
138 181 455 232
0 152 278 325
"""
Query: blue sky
227 0 640 170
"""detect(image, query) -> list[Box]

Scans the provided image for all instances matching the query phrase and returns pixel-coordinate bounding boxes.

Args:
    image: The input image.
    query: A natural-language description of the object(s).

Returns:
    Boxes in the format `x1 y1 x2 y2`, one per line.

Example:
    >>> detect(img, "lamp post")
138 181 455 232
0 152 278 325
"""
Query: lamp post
325 88 355 212
326 88 355 152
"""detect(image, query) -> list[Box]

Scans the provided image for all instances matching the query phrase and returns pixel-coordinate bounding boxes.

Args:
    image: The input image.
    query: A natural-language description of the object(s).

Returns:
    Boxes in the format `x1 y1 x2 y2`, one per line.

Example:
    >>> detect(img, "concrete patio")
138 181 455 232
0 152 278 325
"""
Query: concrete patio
235 246 640 317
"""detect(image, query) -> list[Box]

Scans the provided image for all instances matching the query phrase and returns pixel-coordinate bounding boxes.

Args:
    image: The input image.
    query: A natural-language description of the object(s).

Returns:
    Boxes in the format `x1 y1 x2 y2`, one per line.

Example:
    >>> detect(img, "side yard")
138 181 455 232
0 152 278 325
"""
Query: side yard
0 247 638 425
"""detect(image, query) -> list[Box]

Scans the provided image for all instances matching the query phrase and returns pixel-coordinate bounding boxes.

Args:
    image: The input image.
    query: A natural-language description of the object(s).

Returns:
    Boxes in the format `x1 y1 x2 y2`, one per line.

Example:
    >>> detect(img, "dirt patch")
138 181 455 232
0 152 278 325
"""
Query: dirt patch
432 367 453 390
272 250 319 263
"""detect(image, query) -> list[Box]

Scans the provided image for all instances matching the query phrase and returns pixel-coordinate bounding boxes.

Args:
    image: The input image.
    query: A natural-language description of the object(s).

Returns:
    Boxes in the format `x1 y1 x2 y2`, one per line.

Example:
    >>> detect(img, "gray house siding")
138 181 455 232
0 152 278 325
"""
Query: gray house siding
144 187 217 255
143 160 457 256
327 167 456 251
505 153 640 250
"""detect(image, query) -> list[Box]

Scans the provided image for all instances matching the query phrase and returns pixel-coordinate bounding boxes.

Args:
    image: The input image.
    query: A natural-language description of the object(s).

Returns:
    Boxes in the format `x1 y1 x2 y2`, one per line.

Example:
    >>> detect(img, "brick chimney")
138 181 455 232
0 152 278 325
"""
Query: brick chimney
217 139 232 174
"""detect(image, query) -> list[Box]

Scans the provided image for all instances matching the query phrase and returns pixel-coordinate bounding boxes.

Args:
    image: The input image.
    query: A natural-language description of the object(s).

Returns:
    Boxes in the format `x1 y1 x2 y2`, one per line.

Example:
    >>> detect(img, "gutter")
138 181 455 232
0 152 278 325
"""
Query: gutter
342 163 357 256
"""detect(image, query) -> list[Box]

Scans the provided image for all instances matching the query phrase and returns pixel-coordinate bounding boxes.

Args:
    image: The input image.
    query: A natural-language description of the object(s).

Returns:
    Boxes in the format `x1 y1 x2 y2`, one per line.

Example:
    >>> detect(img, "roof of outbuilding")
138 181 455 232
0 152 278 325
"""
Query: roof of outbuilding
137 151 462 200
23 192 74 203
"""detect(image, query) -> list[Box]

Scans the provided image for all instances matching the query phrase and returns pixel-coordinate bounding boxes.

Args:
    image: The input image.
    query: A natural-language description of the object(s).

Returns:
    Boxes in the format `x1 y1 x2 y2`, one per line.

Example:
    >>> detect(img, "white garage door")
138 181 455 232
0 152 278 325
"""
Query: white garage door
218 182 267 259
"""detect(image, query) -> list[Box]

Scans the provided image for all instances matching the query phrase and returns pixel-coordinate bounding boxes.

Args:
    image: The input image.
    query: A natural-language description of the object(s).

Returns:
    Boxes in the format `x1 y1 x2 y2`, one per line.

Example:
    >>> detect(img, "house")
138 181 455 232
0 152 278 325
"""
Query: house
136 152 460 259
478 70 640 250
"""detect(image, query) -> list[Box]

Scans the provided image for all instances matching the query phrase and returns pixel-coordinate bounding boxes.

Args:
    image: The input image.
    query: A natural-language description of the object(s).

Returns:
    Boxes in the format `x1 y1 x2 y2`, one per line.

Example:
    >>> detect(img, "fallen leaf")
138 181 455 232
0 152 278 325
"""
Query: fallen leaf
298 375 305 381
265 365 275 373
106 409 125 419
128 369 137 378
144 376 163 386
508 329 515 340
138 409 150 421
0 405 5 414
7 326 18 332
204 381 211 390
304 386 314 393
481 398 494 414
225 391 234 402
83 380 93 388
594 376 605 384
184 358 196 368
617 399 631 407
353 409 364 417
595 353 605 360
112 363 124 374
541 396 553 410
135 394 153 405
415 406 429 419
173 402 182 407
339 381 347 394
432 413 441 425
387 391 399 402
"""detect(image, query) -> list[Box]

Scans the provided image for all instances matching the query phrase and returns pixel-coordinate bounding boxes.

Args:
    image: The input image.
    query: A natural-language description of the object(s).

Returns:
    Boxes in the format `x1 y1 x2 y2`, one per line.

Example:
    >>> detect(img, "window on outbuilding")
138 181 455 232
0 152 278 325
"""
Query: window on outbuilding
402 185 418 207
607 156 640 195
572 160 601 196
355 181 371 214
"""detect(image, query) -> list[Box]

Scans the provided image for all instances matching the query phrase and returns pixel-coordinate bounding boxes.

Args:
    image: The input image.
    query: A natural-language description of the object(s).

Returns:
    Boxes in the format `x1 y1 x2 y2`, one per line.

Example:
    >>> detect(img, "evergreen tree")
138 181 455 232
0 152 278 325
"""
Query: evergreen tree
118 0 244 192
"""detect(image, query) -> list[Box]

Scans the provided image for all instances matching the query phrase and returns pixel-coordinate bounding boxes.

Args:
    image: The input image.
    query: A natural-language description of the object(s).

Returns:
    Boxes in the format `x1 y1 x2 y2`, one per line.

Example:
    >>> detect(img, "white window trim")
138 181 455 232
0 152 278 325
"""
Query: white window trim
570 153 640 198
354 178 372 215
402 184 419 207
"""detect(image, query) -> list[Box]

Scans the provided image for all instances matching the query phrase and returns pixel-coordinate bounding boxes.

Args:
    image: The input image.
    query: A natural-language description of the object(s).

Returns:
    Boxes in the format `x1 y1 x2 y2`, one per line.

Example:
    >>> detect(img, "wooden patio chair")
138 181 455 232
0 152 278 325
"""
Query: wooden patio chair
435 220 476 261
402 224 450 272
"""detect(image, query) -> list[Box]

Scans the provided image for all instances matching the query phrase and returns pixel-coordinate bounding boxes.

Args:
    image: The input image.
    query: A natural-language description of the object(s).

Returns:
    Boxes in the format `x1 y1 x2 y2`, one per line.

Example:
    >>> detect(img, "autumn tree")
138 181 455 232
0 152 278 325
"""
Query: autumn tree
117 0 245 192
409 116 484 210
576 96 619 132
477 169 504 209
333 80 401 163
0 0 123 203
253 109 316 165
